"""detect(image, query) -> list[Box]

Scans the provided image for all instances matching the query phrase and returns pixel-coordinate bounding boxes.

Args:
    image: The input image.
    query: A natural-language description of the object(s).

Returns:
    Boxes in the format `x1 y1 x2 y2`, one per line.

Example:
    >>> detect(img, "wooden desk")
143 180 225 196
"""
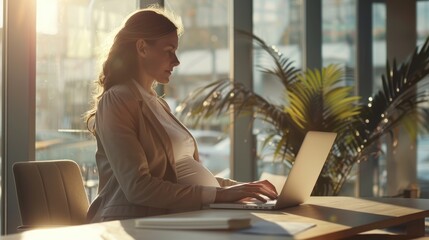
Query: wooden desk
3 197 429 240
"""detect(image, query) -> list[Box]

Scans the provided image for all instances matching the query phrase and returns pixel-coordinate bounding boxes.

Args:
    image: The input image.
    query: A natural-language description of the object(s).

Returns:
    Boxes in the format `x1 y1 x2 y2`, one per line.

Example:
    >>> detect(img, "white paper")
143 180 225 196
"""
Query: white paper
239 221 316 236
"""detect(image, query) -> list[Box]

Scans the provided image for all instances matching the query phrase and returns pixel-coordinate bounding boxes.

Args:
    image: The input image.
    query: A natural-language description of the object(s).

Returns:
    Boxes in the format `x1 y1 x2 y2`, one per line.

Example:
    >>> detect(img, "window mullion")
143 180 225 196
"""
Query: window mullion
2 0 36 234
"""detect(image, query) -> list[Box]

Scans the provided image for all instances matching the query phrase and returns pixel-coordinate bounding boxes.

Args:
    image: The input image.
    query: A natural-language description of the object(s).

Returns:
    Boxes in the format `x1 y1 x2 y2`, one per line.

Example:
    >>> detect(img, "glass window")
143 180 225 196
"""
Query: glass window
372 2 387 92
253 0 303 177
322 0 357 195
370 2 388 197
164 0 231 177
372 1 429 198
35 0 137 201
417 0 429 198
322 0 356 87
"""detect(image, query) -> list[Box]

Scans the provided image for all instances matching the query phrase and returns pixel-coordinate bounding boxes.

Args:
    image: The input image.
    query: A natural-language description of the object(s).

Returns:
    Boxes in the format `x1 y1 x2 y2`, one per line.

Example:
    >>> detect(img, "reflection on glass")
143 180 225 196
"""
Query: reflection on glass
35 0 137 201
165 0 231 176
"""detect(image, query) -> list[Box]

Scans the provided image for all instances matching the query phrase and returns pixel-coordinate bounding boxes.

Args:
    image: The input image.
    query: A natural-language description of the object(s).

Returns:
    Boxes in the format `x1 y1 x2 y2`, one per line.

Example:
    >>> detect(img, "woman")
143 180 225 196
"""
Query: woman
85 6 277 222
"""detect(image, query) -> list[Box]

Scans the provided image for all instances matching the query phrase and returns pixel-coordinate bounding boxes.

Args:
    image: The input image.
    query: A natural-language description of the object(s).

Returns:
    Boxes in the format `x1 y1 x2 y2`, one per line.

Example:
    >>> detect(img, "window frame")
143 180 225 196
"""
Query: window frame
1 0 36 234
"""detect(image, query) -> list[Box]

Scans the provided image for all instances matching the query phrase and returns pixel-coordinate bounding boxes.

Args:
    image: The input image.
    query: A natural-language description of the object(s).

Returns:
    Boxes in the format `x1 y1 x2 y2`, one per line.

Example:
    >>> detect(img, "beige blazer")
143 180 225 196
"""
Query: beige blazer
87 81 236 222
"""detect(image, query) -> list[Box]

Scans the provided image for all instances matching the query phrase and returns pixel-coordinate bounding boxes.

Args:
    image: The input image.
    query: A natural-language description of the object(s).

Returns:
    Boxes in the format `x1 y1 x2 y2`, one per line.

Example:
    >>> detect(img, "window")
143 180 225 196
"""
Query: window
253 0 304 177
322 0 356 87
165 0 231 177
35 0 137 201
371 2 388 197
417 0 429 198
372 2 387 92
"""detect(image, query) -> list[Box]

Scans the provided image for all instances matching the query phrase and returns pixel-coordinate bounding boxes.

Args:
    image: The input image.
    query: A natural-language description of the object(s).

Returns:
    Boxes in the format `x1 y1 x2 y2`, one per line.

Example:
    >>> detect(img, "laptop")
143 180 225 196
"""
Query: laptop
209 131 337 210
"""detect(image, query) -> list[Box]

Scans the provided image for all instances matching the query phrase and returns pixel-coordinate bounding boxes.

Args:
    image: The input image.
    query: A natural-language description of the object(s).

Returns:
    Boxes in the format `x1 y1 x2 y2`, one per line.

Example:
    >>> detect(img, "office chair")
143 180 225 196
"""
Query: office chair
13 160 90 230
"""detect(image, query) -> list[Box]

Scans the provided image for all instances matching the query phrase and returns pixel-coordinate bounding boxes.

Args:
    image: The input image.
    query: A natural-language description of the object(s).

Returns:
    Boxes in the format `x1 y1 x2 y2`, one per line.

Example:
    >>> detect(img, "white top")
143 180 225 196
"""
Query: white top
133 81 218 204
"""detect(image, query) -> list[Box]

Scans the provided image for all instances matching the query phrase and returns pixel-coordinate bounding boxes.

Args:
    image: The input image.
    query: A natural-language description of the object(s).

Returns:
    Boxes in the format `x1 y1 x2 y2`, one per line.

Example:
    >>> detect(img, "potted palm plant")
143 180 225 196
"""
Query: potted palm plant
176 32 429 195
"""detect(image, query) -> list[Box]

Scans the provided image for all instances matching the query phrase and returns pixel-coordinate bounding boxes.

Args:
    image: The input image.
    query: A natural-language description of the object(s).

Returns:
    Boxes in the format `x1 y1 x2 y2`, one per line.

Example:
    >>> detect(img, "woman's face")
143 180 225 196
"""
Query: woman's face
139 31 180 85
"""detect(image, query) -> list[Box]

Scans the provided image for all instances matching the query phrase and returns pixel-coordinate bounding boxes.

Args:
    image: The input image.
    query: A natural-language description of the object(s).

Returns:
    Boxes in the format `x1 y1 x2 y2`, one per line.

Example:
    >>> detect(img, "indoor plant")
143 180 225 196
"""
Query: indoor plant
176 33 429 195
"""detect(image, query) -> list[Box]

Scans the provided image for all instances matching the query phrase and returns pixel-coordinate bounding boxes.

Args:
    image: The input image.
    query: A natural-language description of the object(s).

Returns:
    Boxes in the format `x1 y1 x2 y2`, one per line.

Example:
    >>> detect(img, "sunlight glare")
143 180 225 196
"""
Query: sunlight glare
37 0 58 34
0 3 3 28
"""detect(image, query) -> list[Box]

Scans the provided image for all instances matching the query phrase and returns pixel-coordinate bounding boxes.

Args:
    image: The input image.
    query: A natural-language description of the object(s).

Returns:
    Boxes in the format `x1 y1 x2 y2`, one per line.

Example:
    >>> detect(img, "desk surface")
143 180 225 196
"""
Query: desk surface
4 197 429 240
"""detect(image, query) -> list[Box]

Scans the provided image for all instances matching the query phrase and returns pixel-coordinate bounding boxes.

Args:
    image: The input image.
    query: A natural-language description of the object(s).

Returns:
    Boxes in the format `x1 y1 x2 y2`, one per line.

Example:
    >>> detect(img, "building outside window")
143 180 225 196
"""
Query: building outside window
322 0 356 87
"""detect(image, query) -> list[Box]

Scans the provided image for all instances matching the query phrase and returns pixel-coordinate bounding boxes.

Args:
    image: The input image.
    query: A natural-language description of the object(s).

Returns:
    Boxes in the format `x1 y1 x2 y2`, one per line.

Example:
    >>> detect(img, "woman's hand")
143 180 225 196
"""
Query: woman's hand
214 179 278 203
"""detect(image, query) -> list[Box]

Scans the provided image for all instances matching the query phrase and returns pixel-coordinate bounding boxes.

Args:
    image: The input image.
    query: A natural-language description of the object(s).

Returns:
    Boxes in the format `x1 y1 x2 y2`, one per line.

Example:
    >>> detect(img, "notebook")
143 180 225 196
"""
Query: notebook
135 217 251 230
209 131 337 210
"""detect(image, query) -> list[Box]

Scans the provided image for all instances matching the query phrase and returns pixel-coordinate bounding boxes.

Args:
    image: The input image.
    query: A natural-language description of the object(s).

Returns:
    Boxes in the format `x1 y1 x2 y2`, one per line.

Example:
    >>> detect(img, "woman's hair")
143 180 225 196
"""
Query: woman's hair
85 5 183 134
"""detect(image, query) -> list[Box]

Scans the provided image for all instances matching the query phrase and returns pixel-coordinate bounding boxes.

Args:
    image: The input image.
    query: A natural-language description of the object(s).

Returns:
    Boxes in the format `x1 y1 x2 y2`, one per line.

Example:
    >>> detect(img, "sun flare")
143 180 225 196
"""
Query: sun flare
37 0 58 34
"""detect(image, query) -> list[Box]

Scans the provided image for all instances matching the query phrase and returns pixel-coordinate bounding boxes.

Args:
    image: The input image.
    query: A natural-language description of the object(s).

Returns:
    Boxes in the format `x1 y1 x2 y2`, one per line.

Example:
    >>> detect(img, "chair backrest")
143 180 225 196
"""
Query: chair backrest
13 160 89 228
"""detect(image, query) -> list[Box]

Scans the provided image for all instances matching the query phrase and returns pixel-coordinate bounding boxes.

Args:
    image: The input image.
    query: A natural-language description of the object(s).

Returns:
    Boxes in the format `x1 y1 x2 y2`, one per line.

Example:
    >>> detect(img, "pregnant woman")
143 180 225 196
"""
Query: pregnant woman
85 6 277 223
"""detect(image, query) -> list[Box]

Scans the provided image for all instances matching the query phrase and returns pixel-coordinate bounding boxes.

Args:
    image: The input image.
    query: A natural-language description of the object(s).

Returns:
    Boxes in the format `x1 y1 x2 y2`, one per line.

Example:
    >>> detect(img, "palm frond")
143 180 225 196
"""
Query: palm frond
354 37 429 152
177 32 429 196
237 30 301 89
285 65 360 133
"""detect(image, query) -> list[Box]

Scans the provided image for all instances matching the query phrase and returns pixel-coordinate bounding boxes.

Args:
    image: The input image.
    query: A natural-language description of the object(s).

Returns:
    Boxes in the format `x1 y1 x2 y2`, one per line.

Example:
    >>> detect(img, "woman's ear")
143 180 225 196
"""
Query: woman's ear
136 39 148 57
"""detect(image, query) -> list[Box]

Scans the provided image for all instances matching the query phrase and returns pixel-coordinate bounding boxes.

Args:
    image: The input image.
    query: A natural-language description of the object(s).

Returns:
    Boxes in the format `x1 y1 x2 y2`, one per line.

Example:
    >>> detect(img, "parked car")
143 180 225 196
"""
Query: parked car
198 137 231 175
189 129 226 149
195 131 285 176
188 129 227 174
36 130 96 166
